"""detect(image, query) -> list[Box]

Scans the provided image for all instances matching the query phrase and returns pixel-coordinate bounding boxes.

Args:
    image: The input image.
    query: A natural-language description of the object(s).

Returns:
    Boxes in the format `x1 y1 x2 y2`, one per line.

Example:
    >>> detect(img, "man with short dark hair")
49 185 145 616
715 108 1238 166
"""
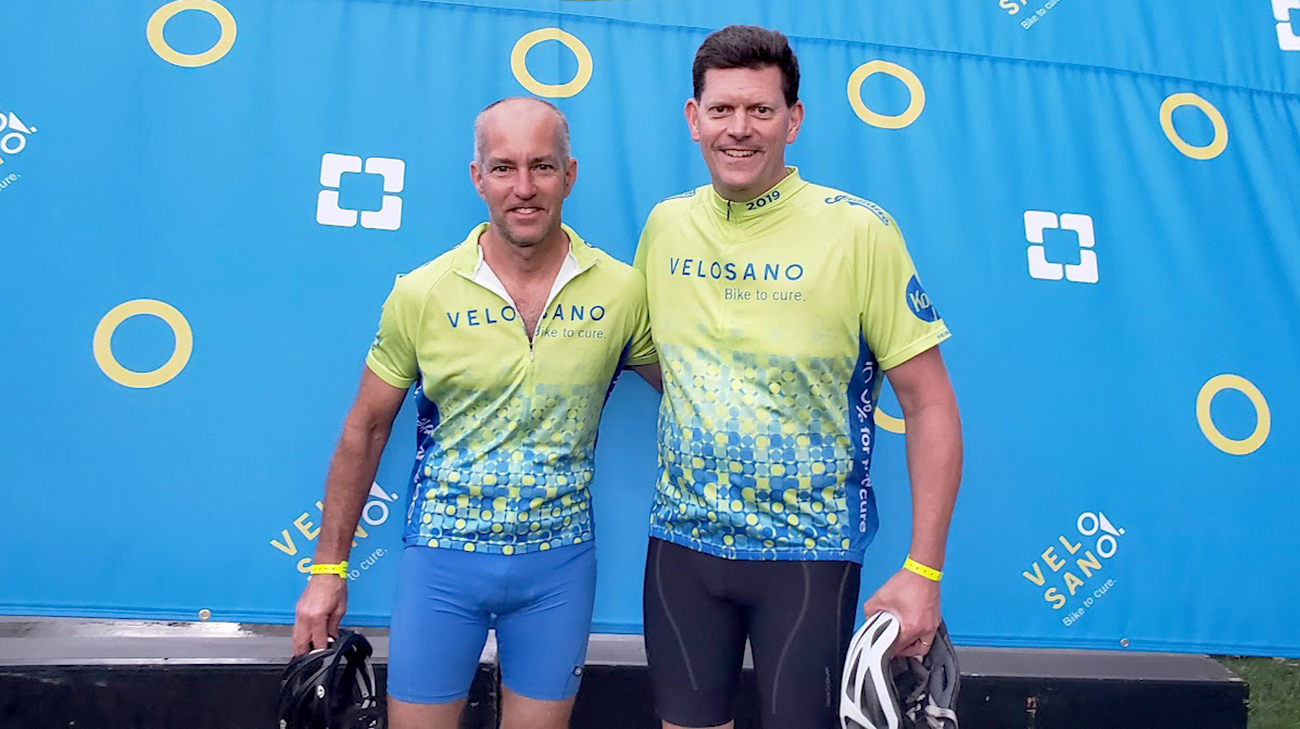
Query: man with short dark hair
293 96 659 729
636 25 963 729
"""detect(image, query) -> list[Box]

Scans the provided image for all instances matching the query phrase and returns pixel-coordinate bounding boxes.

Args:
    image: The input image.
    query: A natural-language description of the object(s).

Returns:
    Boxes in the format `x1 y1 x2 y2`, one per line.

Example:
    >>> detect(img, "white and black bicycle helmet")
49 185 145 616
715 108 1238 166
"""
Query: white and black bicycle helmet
840 611 960 729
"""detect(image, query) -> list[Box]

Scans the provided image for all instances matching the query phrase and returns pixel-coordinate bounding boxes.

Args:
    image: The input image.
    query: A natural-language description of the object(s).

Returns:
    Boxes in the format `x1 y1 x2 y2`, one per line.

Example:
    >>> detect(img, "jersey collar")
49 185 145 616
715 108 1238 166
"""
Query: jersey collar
706 167 806 222
452 222 595 306
451 222 597 277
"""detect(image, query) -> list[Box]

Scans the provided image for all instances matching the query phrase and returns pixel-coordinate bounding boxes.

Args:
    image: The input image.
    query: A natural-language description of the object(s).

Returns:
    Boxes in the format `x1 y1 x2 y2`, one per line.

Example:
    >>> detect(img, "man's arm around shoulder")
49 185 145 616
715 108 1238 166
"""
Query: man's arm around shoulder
632 363 662 392
292 368 408 655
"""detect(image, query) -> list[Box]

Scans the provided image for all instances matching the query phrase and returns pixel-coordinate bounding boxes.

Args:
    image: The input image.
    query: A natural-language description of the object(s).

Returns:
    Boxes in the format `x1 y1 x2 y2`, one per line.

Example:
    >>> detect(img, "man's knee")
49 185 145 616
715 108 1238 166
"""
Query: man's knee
498 687 576 729
387 696 465 729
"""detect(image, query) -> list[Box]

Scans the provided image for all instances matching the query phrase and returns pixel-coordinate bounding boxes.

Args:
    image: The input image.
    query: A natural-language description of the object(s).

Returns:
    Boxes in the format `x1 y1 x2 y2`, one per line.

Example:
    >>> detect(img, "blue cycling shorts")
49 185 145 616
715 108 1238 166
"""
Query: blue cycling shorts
387 542 596 704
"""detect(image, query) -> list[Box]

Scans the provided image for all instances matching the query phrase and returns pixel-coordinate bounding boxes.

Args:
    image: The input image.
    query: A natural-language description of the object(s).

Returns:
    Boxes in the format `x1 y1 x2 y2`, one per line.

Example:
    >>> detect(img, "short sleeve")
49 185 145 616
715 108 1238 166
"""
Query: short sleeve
364 275 420 388
860 217 951 371
624 270 657 366
633 202 663 276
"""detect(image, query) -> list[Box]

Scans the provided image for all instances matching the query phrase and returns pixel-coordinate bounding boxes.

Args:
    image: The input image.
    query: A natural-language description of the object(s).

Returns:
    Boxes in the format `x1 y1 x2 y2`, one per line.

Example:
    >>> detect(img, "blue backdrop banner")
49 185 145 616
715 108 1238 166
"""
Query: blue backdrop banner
2 0 1298 657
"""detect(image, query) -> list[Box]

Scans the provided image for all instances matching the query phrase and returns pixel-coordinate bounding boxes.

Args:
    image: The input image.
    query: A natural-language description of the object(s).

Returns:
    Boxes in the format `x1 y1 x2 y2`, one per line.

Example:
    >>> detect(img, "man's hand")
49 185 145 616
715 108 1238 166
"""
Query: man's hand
292 575 348 655
861 569 941 658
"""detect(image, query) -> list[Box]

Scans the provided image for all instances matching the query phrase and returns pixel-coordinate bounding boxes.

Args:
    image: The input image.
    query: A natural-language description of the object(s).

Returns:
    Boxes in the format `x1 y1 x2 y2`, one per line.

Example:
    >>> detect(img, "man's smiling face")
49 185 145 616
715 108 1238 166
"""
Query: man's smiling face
686 64 804 202
471 100 576 248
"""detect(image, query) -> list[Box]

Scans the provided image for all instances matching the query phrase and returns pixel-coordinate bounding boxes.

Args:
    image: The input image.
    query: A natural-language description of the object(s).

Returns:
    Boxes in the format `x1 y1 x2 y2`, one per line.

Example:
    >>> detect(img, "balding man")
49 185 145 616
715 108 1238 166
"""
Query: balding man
293 97 660 729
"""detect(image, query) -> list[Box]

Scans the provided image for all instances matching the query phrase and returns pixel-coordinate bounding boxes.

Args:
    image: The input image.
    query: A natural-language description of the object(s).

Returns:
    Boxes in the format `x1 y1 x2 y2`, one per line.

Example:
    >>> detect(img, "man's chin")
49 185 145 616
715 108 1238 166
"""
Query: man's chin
500 225 548 248
713 176 761 200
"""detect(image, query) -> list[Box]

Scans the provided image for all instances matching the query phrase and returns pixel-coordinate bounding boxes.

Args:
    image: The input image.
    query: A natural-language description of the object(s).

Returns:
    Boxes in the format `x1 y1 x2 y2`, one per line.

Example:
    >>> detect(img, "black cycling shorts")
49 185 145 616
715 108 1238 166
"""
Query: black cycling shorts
643 537 862 729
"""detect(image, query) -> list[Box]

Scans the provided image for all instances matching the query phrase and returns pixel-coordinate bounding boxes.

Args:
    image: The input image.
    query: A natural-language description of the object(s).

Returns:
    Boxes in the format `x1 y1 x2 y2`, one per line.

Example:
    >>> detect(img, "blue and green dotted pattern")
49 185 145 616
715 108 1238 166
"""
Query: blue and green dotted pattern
649 343 880 562
407 381 604 555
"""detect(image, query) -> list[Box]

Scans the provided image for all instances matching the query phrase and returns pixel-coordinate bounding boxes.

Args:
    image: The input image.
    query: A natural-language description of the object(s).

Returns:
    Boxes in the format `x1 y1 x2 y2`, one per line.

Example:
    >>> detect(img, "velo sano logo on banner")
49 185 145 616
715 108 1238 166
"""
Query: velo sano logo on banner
1022 510 1127 626
998 0 1068 29
270 482 402 579
0 108 38 194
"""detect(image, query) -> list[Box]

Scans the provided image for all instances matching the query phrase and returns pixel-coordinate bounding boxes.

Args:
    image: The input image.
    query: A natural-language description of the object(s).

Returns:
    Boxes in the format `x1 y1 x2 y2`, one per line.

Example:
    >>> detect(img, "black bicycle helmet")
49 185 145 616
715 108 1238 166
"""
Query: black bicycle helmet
278 628 384 729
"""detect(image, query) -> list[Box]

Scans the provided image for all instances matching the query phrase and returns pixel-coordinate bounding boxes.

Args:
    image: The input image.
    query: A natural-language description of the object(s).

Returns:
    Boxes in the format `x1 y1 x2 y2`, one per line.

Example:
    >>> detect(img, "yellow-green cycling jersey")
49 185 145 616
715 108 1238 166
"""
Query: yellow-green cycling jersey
634 169 950 563
367 223 657 556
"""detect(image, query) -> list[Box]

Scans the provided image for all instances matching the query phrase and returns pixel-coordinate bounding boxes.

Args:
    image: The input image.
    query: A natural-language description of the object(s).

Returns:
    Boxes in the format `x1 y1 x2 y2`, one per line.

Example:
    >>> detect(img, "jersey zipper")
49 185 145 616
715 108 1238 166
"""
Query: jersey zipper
457 257 596 364
719 197 744 343
454 270 536 365
531 258 596 362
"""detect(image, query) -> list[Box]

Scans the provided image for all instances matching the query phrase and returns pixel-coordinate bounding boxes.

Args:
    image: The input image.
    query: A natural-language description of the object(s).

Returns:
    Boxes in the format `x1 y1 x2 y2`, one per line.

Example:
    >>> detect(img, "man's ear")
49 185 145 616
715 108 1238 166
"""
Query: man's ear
469 161 485 199
786 100 805 145
685 98 702 143
564 157 578 195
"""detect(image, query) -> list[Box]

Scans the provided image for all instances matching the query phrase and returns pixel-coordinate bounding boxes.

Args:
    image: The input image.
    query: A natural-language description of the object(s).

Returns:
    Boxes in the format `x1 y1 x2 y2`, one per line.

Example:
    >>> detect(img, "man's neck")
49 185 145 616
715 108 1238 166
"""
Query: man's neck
713 167 792 202
479 225 570 280
477 224 572 340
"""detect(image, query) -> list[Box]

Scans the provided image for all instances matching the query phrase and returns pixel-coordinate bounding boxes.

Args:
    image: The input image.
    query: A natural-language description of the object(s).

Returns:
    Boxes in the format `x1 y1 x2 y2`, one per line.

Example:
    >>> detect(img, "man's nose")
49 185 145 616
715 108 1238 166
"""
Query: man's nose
726 112 753 139
513 169 537 198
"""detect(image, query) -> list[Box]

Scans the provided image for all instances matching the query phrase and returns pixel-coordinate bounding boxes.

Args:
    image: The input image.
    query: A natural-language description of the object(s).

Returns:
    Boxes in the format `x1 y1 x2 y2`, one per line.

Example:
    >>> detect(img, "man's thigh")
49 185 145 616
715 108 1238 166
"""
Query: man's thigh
387 545 496 704
643 538 748 728
744 559 861 729
494 541 597 703
498 687 576 729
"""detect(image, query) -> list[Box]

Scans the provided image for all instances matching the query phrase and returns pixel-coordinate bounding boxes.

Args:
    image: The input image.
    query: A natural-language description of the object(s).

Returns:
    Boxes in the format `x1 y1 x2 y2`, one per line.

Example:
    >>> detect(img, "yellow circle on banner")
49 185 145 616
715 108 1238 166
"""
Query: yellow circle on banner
93 299 194 388
1196 375 1269 455
147 0 237 68
847 61 925 129
1160 93 1228 160
874 408 905 434
510 28 593 98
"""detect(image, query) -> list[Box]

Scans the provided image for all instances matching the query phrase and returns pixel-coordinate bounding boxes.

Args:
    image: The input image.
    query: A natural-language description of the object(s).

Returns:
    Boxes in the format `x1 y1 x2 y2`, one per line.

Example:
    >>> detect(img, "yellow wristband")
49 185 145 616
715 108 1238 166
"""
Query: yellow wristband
904 557 942 582
309 561 349 577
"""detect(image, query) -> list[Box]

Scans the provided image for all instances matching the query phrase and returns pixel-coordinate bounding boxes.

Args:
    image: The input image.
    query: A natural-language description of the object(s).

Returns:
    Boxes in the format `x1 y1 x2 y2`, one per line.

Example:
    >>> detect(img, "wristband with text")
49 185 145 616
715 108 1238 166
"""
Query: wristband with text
903 556 942 582
309 561 349 577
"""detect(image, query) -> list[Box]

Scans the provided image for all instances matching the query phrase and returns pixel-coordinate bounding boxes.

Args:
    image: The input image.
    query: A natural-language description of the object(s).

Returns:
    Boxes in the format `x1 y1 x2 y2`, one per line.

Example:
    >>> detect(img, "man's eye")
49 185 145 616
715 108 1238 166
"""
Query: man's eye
492 166 510 173
755 106 772 115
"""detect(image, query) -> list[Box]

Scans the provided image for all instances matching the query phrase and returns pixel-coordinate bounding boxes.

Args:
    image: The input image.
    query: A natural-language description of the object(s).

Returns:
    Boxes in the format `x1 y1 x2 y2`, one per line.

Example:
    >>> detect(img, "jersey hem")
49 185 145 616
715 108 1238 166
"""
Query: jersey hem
365 354 416 389
877 327 951 371
648 526 865 564
402 532 594 556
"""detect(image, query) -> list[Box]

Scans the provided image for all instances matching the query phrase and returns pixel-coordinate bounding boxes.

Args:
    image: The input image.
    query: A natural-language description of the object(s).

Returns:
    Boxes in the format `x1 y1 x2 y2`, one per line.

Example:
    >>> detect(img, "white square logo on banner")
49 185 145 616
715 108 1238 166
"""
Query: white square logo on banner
1276 0 1300 50
1025 211 1098 284
317 153 405 231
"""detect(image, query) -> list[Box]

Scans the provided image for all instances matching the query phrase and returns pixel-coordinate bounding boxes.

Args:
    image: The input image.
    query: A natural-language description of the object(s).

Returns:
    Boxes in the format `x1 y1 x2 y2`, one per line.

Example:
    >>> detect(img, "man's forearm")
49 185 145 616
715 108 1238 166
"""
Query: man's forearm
312 419 393 564
902 398 962 569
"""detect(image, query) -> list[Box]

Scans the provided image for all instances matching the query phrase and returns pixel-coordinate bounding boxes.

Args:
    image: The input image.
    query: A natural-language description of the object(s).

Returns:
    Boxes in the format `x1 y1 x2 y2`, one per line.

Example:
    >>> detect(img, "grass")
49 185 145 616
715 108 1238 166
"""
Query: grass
1217 656 1300 729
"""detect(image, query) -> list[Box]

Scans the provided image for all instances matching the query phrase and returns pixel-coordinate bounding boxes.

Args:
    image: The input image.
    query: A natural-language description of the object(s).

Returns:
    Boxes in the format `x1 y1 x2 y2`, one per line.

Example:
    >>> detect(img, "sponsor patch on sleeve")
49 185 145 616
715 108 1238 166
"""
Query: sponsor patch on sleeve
905 275 939 322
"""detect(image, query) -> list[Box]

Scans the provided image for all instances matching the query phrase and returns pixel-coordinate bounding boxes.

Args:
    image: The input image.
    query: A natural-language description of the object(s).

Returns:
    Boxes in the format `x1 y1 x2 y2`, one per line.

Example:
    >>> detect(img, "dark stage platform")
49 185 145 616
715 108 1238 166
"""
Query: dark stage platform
0 618 1248 728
